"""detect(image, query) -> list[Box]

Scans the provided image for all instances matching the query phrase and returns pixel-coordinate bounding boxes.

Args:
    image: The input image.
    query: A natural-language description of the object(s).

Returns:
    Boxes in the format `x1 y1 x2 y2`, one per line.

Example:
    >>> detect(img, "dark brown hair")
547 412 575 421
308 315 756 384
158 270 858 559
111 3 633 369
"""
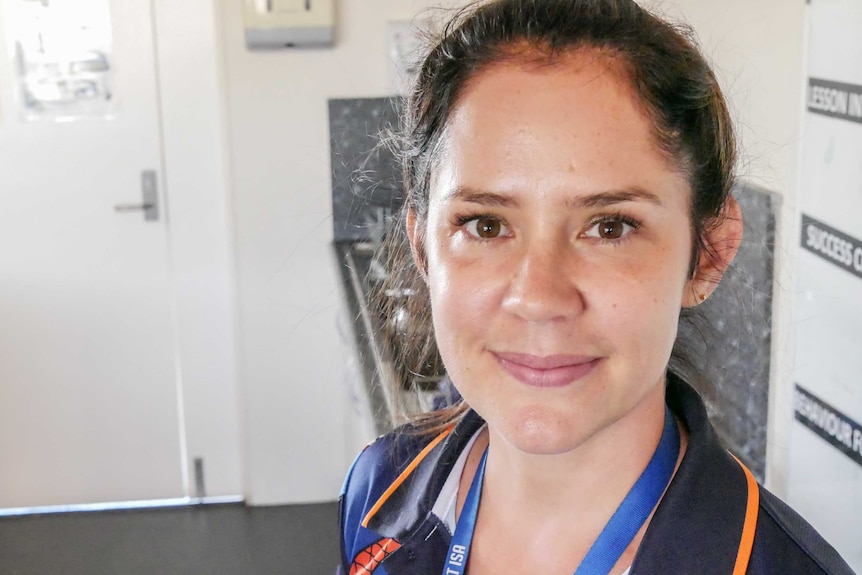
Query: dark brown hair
374 0 737 433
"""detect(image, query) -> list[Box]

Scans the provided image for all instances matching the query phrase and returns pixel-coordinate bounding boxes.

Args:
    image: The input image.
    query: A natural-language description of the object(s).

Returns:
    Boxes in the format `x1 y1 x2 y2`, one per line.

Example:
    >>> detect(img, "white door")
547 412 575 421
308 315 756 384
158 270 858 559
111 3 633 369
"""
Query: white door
0 0 185 508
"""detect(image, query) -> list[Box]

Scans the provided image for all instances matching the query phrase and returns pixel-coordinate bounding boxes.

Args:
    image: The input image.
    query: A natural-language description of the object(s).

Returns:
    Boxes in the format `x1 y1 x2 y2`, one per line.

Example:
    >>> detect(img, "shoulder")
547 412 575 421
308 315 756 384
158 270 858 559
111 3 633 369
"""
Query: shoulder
338 415 477 574
341 425 431 503
748 487 855 575
637 378 855 574
339 420 459 514
338 426 429 564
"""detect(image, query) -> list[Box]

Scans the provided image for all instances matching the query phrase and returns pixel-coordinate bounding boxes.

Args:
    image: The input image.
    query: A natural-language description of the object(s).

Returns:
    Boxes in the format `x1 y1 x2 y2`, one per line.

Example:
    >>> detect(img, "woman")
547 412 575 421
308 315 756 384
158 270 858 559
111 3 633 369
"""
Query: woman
339 1 855 573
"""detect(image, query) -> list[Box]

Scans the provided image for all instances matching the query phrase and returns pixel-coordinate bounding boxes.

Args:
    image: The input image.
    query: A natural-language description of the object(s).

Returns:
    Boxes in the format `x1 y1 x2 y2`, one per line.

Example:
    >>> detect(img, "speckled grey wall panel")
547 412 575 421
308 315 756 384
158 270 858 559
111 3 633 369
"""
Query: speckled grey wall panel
329 97 402 242
328 97 776 479
679 184 775 480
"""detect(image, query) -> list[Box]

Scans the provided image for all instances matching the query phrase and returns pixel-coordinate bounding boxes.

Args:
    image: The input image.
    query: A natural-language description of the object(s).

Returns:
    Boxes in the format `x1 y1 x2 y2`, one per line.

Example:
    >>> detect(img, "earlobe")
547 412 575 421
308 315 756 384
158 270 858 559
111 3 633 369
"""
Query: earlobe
683 196 743 308
406 208 428 281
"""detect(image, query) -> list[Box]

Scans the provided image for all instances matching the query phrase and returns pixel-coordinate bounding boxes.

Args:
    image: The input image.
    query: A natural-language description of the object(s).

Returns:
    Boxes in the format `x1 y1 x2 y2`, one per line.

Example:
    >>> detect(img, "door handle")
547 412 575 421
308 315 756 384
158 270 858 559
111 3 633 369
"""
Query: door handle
114 203 154 211
114 170 159 221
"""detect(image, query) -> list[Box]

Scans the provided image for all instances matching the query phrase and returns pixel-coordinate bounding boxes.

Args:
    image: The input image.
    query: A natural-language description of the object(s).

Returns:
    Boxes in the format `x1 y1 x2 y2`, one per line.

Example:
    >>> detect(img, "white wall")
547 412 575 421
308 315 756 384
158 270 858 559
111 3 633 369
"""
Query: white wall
218 0 463 504
657 0 807 497
217 0 807 504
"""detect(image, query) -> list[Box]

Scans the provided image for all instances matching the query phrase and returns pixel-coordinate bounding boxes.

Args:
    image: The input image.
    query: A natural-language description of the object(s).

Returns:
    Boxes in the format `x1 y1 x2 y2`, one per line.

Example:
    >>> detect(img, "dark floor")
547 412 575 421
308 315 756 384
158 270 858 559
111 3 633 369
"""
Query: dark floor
0 502 340 575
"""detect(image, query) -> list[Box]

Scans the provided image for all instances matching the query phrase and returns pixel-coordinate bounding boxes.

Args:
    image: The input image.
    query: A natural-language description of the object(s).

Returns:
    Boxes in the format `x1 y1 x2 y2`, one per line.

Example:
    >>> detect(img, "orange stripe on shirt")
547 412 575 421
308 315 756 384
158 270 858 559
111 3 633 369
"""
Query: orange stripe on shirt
730 453 760 575
361 426 454 528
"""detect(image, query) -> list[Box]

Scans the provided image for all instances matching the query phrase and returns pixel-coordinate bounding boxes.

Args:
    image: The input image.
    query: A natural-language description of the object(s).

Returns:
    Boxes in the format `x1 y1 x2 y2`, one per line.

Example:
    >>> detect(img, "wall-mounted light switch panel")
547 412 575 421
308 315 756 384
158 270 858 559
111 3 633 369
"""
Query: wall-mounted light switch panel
244 0 335 49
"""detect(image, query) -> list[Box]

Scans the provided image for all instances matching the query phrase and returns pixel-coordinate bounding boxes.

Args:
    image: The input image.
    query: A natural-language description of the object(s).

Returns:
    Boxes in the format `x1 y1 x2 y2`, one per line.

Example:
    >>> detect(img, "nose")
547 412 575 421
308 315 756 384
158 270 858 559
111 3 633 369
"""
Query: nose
501 239 585 323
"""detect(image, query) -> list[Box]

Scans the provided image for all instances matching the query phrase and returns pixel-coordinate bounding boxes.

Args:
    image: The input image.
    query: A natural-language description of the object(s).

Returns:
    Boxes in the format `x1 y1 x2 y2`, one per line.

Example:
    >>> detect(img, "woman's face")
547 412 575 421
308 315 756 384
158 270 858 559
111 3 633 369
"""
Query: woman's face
414 51 704 455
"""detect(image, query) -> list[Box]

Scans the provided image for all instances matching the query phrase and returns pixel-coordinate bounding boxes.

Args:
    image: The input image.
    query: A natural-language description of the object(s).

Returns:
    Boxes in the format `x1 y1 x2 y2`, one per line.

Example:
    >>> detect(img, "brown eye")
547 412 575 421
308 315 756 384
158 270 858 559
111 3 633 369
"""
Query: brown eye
583 217 637 241
599 221 624 239
473 217 502 238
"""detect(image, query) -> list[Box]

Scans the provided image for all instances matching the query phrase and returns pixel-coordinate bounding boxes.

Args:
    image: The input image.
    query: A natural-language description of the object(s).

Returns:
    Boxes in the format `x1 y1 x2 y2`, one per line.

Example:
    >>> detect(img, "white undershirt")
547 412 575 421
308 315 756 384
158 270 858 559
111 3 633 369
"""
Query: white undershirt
430 427 632 575
430 425 483 532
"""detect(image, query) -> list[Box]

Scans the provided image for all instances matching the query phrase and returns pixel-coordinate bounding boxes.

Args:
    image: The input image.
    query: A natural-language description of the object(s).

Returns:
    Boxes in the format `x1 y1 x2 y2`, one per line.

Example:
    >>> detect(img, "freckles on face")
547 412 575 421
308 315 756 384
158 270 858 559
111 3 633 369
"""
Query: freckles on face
420 51 695 453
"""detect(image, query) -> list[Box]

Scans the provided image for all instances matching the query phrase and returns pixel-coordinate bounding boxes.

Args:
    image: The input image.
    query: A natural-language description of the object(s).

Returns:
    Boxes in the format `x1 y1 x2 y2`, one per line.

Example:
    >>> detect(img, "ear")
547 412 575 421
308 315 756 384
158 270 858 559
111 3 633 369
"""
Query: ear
682 196 743 307
406 208 428 281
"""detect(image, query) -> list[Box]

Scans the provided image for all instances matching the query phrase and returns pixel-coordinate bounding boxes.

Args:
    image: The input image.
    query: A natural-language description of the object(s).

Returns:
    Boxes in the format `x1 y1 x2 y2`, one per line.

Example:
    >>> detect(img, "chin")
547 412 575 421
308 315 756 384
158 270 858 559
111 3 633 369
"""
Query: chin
494 405 596 455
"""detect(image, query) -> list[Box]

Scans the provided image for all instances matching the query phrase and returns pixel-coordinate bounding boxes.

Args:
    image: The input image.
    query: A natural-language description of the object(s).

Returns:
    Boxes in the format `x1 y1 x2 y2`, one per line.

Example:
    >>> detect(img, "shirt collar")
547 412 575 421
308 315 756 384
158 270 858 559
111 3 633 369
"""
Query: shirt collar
631 376 753 574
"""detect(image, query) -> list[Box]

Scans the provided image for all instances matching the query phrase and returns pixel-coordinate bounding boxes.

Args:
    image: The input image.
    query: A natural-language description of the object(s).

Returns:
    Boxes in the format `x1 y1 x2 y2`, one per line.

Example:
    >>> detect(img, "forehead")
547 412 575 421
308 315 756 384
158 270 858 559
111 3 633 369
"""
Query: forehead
433 49 688 203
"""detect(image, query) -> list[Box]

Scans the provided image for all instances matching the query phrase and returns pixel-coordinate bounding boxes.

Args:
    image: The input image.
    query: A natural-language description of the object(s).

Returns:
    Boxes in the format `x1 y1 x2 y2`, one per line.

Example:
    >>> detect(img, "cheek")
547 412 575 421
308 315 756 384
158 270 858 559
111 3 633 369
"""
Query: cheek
426 244 500 340
599 249 688 350
423 225 509 372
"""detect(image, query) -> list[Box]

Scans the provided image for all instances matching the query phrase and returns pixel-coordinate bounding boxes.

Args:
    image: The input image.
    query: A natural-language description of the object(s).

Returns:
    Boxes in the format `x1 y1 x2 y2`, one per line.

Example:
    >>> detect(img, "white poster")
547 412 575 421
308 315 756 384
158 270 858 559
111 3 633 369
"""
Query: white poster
789 0 862 570
6 0 114 121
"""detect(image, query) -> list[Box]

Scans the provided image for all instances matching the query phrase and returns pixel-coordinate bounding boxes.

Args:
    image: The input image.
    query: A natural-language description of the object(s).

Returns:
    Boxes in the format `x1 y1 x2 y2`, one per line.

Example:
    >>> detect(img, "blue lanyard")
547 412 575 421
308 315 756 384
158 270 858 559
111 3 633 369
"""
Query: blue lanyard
442 408 680 575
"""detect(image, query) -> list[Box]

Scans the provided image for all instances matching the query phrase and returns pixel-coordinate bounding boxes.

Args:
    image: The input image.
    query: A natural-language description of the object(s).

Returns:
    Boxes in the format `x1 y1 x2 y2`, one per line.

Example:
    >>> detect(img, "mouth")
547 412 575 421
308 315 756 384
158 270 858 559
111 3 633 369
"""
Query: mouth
492 352 601 388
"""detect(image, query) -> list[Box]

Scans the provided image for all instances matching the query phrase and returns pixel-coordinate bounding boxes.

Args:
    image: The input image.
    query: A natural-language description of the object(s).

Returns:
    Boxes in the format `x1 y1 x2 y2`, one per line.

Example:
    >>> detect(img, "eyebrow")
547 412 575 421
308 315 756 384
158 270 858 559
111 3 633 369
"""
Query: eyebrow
443 186 664 208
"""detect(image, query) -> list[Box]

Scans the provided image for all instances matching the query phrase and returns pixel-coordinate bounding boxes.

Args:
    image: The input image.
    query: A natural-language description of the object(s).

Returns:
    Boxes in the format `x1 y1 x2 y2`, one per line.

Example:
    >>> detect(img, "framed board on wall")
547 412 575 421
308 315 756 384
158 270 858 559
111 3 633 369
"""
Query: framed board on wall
788 1 862 570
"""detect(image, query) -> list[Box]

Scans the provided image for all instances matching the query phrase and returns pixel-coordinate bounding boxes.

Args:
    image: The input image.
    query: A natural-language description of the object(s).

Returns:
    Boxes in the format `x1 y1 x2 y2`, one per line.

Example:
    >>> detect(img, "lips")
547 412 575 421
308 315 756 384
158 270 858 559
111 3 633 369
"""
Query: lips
492 352 601 388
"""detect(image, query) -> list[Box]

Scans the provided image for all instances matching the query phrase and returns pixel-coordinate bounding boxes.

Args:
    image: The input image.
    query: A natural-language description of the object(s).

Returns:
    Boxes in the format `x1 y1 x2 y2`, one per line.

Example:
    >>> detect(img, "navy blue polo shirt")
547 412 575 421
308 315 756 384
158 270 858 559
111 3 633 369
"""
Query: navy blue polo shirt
339 376 854 574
